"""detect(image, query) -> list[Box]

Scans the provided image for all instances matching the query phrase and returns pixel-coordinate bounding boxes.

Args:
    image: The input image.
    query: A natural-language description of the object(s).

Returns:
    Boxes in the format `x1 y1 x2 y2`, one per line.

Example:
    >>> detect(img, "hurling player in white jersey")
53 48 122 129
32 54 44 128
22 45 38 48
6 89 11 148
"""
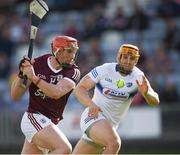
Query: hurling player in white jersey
72 44 160 154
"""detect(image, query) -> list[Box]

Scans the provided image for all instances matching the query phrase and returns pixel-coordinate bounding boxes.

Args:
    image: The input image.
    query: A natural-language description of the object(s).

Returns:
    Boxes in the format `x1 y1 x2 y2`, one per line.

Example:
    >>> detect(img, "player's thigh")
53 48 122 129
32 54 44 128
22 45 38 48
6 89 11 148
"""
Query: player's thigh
21 139 43 154
89 119 120 146
32 124 71 151
73 138 103 154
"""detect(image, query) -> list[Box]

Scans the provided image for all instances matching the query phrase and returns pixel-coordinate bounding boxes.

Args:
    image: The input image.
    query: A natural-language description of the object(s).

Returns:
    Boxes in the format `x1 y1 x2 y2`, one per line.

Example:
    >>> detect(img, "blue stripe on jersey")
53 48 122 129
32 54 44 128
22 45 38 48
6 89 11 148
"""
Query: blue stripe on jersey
84 116 94 124
91 68 98 78
96 83 138 100
96 83 103 92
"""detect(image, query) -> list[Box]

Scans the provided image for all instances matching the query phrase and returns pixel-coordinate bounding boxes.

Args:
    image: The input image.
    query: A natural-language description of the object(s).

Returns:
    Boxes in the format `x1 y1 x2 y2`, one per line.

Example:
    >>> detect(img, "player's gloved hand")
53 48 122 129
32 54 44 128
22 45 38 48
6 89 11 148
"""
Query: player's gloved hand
22 58 36 81
18 56 31 79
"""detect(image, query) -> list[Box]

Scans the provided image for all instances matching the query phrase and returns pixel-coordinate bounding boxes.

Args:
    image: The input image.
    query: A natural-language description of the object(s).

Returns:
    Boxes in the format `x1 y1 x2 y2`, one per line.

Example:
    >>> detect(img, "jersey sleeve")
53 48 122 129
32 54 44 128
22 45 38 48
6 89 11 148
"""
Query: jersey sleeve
88 63 108 83
64 68 81 86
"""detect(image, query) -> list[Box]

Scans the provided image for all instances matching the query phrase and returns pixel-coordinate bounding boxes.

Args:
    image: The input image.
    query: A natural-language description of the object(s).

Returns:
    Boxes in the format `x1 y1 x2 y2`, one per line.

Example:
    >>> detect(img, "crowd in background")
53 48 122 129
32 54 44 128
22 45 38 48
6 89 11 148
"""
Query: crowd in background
0 0 180 110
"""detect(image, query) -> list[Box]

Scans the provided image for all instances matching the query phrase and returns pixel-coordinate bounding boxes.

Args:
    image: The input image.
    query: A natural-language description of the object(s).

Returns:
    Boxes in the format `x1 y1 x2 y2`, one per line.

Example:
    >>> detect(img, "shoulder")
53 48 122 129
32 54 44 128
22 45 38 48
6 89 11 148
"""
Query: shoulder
88 62 116 79
71 64 80 70
63 65 81 83
101 62 116 68
63 64 80 73
33 54 51 68
132 66 144 76
34 54 51 62
95 62 116 71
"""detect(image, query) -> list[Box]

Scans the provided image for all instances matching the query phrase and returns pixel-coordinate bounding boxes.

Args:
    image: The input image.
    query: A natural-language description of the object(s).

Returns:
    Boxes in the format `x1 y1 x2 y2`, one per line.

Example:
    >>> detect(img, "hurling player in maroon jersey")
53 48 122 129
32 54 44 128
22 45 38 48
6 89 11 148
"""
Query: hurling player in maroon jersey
10 36 81 154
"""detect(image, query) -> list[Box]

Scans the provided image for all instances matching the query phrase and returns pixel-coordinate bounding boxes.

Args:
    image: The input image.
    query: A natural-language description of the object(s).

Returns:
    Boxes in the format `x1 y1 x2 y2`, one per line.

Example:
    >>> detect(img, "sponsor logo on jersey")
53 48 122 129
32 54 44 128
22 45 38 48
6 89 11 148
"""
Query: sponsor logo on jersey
40 118 46 124
37 74 46 80
105 77 112 83
103 88 129 100
34 89 49 99
50 75 63 84
116 79 125 88
126 82 133 87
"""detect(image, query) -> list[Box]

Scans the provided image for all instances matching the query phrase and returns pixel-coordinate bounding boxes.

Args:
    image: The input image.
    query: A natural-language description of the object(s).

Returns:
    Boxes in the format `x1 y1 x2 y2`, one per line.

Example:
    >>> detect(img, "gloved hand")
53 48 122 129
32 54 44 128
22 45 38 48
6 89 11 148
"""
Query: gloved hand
18 56 30 79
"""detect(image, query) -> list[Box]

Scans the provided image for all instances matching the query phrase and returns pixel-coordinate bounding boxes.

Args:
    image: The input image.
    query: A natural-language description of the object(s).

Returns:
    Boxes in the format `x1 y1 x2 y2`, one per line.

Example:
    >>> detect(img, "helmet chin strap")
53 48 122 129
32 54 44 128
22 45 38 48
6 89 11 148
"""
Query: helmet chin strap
117 64 132 75
52 49 73 68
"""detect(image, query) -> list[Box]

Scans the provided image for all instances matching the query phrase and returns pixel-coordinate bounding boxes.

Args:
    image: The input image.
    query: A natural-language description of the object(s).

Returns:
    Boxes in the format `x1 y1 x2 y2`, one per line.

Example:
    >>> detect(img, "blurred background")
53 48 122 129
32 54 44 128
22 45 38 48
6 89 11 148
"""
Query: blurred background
0 0 180 154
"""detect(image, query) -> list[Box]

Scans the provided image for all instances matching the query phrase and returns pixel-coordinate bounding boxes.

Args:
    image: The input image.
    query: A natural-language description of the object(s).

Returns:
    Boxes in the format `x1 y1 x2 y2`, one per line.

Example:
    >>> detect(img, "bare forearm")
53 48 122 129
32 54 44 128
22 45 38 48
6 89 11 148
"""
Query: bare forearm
31 75 70 99
74 86 94 107
37 80 63 99
10 76 27 101
144 91 160 106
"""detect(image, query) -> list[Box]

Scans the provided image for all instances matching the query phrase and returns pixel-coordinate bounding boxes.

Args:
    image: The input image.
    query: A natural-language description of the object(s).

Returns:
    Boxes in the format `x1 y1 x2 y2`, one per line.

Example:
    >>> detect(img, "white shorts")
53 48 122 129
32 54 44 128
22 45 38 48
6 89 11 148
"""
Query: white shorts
21 112 53 143
80 108 106 142
21 112 53 154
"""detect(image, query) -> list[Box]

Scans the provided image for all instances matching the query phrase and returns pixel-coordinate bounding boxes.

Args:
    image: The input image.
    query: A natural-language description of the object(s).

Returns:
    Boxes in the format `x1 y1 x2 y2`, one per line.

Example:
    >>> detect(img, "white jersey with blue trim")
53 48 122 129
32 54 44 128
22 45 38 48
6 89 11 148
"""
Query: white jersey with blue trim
88 62 144 128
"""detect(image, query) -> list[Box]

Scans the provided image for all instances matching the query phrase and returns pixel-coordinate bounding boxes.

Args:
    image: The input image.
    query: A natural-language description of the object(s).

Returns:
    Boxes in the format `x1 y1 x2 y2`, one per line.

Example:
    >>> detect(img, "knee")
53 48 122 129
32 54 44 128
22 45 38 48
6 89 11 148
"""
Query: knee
60 144 72 154
54 143 72 154
110 140 121 151
66 145 72 154
107 137 121 151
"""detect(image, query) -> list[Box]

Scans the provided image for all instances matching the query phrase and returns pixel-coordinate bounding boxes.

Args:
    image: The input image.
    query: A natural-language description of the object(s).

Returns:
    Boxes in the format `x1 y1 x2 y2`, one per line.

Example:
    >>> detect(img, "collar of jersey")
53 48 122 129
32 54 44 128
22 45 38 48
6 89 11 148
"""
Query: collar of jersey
47 57 62 73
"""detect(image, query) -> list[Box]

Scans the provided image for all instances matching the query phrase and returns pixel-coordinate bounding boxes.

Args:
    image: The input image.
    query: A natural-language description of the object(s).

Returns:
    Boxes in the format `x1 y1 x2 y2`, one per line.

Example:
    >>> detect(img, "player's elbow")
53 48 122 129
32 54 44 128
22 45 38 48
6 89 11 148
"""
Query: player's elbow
145 91 160 106
10 93 21 102
155 97 160 105
11 96 19 102
148 97 160 106
149 100 159 106
153 94 160 105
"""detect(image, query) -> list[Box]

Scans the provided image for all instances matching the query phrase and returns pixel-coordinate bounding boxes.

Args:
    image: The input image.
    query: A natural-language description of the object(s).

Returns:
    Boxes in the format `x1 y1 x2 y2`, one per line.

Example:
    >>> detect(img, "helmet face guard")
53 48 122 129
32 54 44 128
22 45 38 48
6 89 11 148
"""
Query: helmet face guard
117 44 140 62
117 44 140 75
51 36 79 67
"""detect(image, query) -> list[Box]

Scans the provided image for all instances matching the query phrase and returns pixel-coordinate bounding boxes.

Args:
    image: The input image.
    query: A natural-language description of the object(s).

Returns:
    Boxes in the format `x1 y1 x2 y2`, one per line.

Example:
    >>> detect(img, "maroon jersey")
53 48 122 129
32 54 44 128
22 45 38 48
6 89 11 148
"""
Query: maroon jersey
27 54 81 124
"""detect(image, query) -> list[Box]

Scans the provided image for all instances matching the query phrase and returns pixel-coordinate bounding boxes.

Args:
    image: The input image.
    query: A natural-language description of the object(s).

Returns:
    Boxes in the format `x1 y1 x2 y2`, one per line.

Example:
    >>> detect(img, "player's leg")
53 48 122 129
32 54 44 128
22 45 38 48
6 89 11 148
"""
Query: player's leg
74 108 121 154
21 112 72 154
32 124 72 154
88 119 121 154
21 139 43 154
72 108 105 154
72 138 104 154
